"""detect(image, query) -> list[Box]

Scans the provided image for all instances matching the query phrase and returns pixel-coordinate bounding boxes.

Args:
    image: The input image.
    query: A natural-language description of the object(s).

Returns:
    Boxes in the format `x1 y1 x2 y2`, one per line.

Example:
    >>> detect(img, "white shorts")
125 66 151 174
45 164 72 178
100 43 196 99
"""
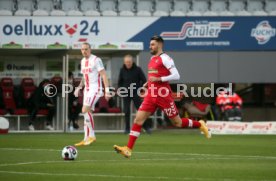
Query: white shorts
83 88 103 110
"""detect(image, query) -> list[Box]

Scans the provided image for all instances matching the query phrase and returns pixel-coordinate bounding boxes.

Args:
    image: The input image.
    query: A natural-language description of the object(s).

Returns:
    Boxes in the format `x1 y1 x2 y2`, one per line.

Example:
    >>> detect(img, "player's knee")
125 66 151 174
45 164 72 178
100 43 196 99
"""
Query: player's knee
170 118 182 127
133 118 143 126
82 107 89 113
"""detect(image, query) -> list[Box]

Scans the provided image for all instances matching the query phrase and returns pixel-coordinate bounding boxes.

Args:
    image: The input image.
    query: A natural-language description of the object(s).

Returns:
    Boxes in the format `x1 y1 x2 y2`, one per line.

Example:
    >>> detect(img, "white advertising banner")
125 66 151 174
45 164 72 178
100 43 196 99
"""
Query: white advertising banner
0 17 156 49
207 121 276 135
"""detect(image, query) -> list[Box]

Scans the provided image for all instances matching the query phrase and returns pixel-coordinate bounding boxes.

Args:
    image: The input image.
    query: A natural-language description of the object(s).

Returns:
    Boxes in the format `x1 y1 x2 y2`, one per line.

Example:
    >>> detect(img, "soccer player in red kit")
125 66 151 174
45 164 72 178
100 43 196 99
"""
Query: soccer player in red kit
114 35 211 158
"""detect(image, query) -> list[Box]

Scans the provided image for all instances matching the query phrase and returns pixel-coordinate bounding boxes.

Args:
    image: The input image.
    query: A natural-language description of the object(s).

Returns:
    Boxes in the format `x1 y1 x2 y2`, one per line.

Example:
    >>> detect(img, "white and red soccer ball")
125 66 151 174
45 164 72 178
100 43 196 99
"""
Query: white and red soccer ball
61 146 78 160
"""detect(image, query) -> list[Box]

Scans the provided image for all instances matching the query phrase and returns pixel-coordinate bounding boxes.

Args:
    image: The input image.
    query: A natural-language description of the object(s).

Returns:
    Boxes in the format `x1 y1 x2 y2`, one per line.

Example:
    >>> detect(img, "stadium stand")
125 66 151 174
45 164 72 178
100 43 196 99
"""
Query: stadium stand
0 0 15 15
118 0 135 16
153 0 172 17
80 0 100 16
50 76 63 93
187 0 208 16
247 0 267 16
99 0 118 16
136 0 154 16
0 77 28 115
14 0 34 16
170 0 190 16
229 0 251 16
265 0 276 15
60 0 83 16
33 0 53 16
0 0 274 16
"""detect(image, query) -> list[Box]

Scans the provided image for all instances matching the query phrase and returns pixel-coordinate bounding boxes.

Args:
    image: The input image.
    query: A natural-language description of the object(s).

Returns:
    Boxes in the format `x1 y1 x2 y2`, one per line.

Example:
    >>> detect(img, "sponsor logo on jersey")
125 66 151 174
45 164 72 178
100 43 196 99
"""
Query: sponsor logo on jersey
148 69 158 74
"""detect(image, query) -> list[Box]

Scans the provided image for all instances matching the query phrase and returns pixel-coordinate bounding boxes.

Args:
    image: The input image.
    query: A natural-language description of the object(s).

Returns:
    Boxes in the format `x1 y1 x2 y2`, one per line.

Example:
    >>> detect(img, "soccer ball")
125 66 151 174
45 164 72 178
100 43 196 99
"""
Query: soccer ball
61 146 78 160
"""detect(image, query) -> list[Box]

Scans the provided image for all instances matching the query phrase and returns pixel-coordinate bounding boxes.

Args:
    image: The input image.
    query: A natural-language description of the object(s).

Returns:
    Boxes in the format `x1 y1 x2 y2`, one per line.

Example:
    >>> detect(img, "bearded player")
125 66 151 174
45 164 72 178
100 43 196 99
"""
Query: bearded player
114 35 211 158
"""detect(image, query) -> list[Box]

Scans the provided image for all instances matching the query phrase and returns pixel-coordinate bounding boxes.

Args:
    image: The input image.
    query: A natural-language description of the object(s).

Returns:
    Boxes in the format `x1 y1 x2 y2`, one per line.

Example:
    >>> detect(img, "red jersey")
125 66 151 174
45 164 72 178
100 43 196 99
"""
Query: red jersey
139 53 179 118
147 53 174 97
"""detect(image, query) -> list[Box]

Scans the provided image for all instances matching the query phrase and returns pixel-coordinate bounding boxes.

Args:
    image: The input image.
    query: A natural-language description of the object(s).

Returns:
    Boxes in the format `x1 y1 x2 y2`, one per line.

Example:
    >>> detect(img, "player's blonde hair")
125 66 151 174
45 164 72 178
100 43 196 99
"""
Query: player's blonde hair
82 42 91 49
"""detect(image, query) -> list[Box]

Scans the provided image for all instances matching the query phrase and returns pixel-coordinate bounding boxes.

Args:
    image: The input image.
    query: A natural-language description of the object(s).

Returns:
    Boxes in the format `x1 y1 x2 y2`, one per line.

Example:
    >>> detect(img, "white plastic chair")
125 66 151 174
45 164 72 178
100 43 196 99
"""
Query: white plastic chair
265 0 276 14
210 0 226 13
247 0 266 15
33 0 55 16
118 0 135 16
0 0 16 15
229 0 245 14
80 0 100 16
60 0 83 15
153 0 172 16
170 0 190 16
99 0 117 16
15 0 34 16
191 0 209 13
136 0 153 16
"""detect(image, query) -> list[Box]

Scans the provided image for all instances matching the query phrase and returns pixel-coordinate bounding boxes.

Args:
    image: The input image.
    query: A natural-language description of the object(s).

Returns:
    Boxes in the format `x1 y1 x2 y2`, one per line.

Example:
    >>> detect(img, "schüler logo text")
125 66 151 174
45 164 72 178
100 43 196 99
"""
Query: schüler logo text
251 21 276 45
160 21 234 40
2 19 63 36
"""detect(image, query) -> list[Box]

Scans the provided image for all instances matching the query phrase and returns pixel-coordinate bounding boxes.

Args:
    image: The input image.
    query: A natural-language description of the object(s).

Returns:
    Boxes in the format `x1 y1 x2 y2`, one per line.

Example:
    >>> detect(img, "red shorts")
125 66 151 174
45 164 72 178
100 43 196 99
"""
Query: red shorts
138 94 178 118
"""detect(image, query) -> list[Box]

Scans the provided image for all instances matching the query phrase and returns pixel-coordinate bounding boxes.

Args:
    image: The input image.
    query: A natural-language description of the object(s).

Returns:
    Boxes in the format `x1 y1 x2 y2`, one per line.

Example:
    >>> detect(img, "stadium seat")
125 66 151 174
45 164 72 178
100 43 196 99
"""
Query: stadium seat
211 0 234 16
187 0 208 16
80 0 100 16
14 0 34 16
118 0 135 16
99 0 118 16
229 0 251 15
210 0 226 13
0 88 7 115
265 0 276 15
50 76 62 87
0 0 15 15
98 97 121 113
203 10 218 16
60 0 83 16
236 9 251 16
170 0 190 16
33 0 55 16
20 78 37 103
50 76 63 94
0 78 28 115
247 0 267 16
50 0 66 16
153 0 172 16
136 0 153 16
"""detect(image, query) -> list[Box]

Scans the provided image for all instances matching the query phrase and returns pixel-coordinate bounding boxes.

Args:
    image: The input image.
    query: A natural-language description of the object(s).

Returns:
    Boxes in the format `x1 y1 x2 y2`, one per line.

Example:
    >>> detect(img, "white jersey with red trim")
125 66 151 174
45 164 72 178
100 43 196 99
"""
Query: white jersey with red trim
80 54 104 90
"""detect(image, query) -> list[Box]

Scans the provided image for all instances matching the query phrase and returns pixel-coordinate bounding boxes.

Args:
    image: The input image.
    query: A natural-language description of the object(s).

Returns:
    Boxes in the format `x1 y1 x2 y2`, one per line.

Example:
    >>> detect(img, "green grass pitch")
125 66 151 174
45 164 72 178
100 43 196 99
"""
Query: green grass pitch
0 130 276 181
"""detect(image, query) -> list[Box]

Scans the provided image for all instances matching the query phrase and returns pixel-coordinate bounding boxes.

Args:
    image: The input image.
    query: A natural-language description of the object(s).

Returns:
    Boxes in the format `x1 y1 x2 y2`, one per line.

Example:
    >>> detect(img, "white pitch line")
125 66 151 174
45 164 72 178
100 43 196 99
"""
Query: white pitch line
0 170 262 181
1 147 276 160
0 157 237 167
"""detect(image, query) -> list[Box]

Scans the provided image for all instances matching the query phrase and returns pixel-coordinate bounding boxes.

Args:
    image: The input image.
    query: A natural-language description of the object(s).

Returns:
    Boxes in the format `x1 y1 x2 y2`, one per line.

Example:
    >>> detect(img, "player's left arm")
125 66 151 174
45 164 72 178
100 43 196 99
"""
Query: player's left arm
96 57 111 100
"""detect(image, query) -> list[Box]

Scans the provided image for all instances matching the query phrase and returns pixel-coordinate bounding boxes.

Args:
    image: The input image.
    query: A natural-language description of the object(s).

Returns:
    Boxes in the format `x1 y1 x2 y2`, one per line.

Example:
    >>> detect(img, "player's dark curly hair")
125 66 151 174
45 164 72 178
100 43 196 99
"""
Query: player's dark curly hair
150 35 164 43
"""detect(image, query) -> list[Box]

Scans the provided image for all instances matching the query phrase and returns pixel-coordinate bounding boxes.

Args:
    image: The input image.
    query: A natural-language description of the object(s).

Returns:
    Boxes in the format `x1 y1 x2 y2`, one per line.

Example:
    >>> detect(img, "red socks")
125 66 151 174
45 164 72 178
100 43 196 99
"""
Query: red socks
181 118 201 128
127 123 142 150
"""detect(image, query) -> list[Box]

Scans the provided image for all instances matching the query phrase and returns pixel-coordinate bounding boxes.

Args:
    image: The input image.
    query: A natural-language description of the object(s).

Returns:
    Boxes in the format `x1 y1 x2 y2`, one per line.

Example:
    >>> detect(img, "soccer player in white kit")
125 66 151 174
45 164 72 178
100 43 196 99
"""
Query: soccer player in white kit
74 42 110 146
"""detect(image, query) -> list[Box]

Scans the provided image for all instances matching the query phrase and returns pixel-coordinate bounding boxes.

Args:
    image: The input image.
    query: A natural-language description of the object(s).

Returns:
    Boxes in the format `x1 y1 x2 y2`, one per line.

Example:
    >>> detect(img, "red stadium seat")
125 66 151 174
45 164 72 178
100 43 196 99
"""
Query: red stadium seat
50 76 63 93
21 78 36 101
0 78 28 115
0 109 6 115
98 96 121 113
